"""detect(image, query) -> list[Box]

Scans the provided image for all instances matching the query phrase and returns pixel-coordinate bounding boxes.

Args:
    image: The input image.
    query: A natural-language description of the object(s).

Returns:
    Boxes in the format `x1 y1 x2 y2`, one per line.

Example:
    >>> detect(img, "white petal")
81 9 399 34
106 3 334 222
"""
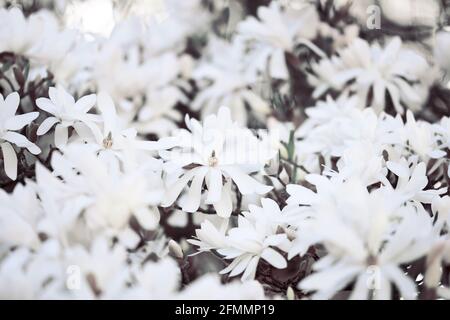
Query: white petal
75 94 96 113
261 247 287 269
270 49 289 79
97 91 117 133
2 132 40 154
386 161 409 178
349 273 369 300
223 166 272 195
213 180 233 218
161 169 198 207
37 117 59 135
134 207 160 230
286 184 316 205
4 92 20 117
384 264 417 300
229 254 252 277
4 112 39 131
1 142 17 180
54 124 68 148
241 256 260 281
182 167 207 212
36 97 57 114
220 256 244 275
206 168 222 203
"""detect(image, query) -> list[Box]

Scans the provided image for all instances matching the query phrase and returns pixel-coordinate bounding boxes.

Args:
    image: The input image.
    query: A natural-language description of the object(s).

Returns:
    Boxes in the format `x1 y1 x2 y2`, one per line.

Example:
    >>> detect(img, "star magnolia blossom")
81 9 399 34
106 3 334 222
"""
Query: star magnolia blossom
309 37 432 113
192 38 270 124
287 175 437 300
160 107 276 217
237 1 320 79
0 92 40 180
83 92 177 164
36 86 100 148
190 198 291 281
35 146 165 247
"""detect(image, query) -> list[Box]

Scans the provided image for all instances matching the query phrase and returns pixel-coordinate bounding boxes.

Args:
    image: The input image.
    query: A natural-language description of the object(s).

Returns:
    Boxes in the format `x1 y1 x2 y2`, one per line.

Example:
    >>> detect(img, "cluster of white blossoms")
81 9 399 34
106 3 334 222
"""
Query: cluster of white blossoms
1 0 450 300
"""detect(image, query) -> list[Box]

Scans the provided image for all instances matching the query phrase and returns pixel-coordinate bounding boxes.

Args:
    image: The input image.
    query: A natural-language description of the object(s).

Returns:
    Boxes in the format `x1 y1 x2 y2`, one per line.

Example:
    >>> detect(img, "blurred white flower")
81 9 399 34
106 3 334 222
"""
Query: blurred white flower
192 37 270 124
403 110 444 160
63 237 129 299
0 183 42 249
238 1 320 79
287 176 434 299
177 274 266 300
309 37 432 113
36 145 164 244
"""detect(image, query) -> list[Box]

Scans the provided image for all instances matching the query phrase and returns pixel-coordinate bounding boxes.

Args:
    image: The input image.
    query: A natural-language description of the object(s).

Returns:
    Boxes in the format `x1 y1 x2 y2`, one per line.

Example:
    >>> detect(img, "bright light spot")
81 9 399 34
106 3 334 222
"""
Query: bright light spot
65 0 116 37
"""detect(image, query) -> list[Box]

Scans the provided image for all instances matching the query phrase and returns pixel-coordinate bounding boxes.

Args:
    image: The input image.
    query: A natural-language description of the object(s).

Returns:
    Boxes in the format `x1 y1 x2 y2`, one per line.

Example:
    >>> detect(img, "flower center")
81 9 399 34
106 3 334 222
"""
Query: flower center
103 132 113 149
208 150 218 167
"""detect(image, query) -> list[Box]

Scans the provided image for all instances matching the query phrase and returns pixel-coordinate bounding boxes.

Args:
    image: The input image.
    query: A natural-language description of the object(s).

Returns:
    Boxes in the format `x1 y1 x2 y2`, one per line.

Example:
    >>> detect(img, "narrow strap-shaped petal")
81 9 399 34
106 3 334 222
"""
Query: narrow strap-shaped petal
4 112 39 131
1 142 17 180
4 92 20 118
54 123 69 148
37 117 59 135
222 166 272 195
261 247 287 269
205 167 223 203
182 167 208 212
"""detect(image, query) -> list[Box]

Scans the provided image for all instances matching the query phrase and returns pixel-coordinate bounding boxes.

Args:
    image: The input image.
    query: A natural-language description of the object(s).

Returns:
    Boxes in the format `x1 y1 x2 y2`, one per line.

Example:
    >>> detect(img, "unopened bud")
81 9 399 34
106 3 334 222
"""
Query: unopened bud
168 239 184 259
286 286 295 300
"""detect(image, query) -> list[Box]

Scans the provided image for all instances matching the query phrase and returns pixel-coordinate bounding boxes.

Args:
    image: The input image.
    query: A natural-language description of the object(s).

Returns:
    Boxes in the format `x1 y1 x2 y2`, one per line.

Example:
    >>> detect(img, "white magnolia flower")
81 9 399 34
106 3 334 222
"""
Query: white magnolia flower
130 258 180 299
217 198 290 281
36 145 164 244
93 38 186 127
0 7 69 59
82 92 176 164
295 95 398 171
237 1 320 79
192 37 270 124
161 107 275 217
190 198 291 281
188 219 228 253
0 92 40 180
63 237 130 299
309 37 432 113
287 176 434 299
0 7 41 54
424 238 450 299
403 110 445 161
0 244 63 299
36 86 100 148
385 159 446 207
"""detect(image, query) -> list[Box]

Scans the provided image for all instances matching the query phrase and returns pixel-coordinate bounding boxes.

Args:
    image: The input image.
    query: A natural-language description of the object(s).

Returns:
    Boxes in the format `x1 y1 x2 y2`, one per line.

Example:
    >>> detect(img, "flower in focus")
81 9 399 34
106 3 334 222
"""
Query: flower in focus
191 198 291 281
160 107 275 217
